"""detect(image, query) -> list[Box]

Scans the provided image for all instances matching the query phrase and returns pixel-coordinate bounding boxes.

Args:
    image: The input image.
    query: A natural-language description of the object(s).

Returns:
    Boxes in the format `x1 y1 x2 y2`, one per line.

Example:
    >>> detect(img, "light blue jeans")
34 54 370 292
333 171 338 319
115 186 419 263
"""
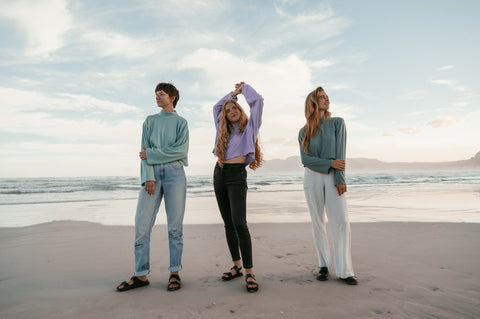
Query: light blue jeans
134 161 186 275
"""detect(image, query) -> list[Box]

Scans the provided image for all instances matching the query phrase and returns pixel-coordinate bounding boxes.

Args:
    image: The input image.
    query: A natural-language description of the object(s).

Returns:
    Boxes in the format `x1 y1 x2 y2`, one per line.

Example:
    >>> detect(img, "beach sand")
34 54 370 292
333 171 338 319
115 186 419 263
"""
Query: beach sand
1 221 479 318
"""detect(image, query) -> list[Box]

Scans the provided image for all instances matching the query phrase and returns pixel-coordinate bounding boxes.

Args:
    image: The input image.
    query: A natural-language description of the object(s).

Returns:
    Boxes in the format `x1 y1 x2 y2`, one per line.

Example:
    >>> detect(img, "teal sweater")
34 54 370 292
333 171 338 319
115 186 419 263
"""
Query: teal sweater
298 117 346 185
140 110 189 185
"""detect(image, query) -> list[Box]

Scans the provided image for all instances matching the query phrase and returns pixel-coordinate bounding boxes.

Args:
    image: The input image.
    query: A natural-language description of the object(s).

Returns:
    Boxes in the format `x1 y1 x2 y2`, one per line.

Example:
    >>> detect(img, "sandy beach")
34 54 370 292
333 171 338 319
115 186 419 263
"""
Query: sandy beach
1 221 479 319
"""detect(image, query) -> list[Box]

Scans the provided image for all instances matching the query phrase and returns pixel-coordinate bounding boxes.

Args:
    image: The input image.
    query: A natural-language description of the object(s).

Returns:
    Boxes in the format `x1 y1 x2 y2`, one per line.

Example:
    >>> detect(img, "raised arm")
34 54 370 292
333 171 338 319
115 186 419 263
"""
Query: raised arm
213 92 238 130
241 84 263 133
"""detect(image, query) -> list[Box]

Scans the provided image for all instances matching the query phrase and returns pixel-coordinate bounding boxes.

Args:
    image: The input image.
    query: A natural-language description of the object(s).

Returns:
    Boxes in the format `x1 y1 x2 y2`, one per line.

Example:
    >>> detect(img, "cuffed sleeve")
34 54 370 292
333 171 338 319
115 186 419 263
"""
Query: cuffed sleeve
334 118 346 186
140 121 154 185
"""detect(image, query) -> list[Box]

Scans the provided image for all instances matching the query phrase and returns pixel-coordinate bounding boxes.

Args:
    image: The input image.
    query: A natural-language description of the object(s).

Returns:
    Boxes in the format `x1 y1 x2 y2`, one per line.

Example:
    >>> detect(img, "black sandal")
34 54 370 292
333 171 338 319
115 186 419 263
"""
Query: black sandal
167 274 182 291
245 274 259 293
222 265 243 281
116 276 150 292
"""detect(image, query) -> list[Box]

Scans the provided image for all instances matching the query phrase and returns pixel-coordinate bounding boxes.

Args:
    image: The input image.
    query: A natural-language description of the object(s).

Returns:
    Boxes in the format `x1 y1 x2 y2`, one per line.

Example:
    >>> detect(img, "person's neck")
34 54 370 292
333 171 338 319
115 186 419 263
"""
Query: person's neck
161 105 175 113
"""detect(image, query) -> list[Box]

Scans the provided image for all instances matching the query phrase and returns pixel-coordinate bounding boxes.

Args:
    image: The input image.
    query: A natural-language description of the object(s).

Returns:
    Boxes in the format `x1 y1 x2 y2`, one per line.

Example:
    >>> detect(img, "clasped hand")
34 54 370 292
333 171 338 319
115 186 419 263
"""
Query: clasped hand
331 159 345 170
232 81 245 98
331 159 347 196
139 147 155 195
139 146 147 160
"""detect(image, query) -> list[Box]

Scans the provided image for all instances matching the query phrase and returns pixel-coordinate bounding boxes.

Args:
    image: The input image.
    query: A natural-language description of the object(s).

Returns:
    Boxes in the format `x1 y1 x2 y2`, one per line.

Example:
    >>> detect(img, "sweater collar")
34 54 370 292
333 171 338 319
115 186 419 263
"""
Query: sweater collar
160 110 177 116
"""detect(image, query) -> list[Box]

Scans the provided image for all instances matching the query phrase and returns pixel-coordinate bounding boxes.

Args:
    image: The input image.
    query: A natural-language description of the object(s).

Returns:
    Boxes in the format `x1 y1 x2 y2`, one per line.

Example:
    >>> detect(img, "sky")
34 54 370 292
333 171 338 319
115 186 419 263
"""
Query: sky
0 0 479 177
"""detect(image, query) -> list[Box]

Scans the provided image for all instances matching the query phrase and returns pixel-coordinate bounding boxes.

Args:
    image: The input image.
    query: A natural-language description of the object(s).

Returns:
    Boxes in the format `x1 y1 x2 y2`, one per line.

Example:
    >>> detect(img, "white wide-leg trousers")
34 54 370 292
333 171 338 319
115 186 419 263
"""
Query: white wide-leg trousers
303 168 354 278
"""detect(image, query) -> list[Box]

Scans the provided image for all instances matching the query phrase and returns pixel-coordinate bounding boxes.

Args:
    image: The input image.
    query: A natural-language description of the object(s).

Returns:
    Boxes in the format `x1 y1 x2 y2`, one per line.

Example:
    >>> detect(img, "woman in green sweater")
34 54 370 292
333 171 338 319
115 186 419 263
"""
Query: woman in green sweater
117 82 189 292
298 86 357 285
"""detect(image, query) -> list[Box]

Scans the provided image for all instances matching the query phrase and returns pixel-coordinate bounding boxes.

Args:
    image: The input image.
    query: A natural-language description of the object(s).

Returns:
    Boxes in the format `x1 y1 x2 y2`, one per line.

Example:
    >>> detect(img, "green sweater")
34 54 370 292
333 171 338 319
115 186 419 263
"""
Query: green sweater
140 110 189 185
298 117 346 185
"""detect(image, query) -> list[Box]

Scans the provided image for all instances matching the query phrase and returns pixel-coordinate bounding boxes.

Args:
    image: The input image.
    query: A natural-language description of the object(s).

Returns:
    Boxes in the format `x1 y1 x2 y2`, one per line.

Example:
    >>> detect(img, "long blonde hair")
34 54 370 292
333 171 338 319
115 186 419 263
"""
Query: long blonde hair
215 100 263 170
302 86 331 153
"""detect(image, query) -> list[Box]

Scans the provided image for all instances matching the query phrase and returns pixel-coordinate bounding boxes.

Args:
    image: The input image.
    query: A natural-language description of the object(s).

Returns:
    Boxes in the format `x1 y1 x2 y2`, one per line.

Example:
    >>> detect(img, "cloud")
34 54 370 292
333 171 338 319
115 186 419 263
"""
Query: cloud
400 89 426 101
325 83 353 90
432 79 466 92
0 0 72 57
398 127 422 134
438 65 454 70
427 116 458 128
0 87 139 114
275 3 352 41
382 132 395 136
178 49 312 96
79 31 156 58
311 59 335 69
0 87 142 150
432 79 455 86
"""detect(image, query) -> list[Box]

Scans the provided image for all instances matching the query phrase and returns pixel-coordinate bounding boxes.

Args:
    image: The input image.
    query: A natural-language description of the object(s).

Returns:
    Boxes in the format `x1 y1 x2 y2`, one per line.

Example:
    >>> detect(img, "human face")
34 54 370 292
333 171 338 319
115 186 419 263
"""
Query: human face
225 102 241 123
155 90 175 110
317 91 330 111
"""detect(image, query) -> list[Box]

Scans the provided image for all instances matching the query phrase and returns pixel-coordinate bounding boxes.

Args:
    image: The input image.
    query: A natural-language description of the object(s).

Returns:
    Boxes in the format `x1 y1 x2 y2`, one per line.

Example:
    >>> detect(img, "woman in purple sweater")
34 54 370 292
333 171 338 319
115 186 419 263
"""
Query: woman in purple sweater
212 82 263 293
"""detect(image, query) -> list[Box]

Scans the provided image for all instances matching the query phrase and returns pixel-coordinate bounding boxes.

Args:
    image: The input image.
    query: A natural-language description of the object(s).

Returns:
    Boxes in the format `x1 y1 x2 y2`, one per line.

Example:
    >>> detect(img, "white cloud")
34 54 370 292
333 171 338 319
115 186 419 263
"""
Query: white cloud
453 101 467 107
398 126 422 134
432 79 466 92
80 31 156 58
0 87 139 114
277 4 352 40
400 89 426 101
0 87 142 155
0 0 71 57
57 93 139 113
311 59 335 69
426 116 458 128
325 83 353 90
438 65 454 70
432 79 456 86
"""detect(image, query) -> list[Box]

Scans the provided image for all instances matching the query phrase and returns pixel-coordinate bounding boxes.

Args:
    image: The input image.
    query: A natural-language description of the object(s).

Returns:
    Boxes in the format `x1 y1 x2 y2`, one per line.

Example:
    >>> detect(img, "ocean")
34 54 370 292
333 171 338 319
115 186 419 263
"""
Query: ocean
0 170 479 227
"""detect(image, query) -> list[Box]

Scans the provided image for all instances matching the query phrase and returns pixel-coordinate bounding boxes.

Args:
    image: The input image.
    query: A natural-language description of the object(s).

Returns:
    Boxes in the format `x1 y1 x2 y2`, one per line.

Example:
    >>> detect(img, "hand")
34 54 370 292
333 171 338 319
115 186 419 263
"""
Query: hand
331 159 345 171
139 146 147 160
232 81 245 97
336 184 347 196
144 181 155 195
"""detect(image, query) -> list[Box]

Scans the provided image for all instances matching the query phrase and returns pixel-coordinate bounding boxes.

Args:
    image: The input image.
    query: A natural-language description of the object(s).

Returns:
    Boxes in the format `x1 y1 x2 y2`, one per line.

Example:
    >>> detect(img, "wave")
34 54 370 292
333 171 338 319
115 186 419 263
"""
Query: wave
1 170 479 205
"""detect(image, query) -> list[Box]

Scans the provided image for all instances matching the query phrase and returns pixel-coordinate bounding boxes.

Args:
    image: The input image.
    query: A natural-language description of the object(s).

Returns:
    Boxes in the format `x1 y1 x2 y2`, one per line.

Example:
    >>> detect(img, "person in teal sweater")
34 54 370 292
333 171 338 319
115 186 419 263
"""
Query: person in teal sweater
298 86 357 285
117 83 189 292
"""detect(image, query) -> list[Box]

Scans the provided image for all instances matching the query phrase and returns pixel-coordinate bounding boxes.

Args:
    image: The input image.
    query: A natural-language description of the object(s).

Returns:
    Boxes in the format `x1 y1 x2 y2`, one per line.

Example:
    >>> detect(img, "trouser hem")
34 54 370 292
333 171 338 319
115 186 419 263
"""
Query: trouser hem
168 265 183 272
134 270 150 277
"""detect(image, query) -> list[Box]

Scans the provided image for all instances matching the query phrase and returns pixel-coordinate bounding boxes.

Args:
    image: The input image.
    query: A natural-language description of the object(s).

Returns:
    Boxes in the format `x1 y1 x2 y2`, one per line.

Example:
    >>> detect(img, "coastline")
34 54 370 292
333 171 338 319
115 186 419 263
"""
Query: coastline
1 183 479 227
1 221 479 318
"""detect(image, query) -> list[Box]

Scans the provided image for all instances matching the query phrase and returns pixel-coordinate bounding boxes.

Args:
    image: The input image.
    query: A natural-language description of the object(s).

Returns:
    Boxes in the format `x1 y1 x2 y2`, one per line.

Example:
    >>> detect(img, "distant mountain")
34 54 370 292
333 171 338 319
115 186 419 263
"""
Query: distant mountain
259 151 480 173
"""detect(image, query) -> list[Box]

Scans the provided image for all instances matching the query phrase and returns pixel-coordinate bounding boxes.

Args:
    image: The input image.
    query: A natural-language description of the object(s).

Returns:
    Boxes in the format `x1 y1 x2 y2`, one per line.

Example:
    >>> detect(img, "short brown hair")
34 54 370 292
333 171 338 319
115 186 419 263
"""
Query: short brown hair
155 83 180 107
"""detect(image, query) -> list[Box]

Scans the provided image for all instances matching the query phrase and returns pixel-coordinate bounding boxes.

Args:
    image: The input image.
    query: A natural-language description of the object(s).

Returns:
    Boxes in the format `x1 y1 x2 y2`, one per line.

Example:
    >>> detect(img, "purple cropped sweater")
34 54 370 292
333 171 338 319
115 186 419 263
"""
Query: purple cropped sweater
212 84 263 167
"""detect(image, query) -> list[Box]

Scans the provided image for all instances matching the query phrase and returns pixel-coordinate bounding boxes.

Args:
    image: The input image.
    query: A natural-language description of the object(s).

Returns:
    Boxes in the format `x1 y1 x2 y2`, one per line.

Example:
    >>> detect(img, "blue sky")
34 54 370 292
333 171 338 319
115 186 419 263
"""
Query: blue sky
1 0 479 177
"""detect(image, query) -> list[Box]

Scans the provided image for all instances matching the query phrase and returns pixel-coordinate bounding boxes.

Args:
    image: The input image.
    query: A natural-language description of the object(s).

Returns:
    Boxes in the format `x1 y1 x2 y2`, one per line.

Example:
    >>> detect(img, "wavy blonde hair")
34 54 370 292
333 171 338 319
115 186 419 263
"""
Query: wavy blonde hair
302 86 331 153
215 100 263 170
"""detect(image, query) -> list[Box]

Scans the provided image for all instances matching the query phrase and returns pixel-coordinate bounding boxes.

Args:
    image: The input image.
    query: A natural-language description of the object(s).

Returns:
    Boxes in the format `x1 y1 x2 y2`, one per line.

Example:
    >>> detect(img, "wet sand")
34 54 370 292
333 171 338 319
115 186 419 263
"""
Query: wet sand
1 221 479 318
